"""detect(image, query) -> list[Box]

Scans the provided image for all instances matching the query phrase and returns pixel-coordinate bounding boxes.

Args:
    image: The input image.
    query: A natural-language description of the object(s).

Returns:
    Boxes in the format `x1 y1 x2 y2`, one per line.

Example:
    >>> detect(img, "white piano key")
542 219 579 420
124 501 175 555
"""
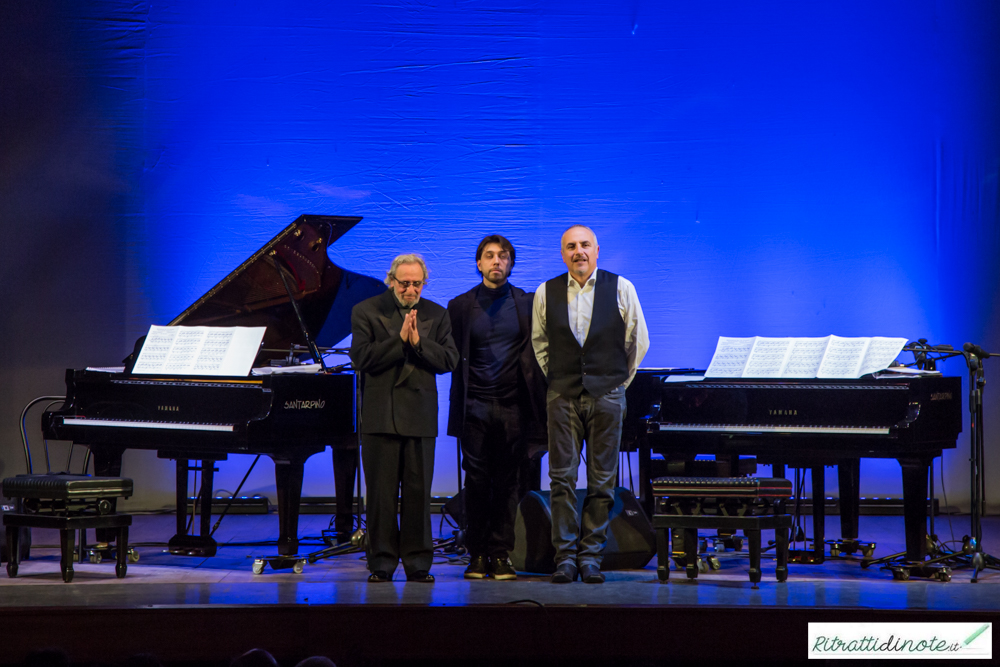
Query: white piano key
656 424 890 435
62 418 234 432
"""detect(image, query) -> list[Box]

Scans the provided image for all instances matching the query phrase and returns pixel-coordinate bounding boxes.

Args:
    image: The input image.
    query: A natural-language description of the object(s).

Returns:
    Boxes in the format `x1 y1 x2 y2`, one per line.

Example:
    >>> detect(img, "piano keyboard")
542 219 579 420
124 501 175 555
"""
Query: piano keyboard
62 418 234 432
656 424 890 435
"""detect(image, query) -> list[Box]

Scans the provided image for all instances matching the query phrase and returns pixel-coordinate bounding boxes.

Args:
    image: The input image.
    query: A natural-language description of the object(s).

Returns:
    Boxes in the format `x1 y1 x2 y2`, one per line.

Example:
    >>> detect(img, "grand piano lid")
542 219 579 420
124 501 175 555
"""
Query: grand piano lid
167 214 386 359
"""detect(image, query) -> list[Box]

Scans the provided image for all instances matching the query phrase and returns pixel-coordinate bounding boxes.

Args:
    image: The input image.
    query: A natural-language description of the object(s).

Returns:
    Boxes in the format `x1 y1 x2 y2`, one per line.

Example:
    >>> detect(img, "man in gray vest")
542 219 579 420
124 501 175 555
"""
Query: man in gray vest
531 225 649 583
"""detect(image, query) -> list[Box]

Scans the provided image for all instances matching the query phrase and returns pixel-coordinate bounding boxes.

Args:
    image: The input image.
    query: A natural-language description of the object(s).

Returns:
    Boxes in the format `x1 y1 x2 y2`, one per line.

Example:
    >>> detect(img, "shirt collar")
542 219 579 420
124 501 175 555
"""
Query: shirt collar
566 267 598 288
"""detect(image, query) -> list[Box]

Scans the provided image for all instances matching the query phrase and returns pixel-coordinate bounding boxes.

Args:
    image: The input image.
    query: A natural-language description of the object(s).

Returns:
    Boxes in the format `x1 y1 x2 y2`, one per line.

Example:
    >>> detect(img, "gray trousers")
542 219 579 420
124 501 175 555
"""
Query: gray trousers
361 433 435 577
546 386 626 567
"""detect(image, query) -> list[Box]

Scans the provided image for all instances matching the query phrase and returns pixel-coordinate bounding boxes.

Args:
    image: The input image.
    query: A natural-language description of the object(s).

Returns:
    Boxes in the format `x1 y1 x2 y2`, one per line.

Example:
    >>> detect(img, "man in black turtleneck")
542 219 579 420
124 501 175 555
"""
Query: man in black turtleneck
447 235 546 581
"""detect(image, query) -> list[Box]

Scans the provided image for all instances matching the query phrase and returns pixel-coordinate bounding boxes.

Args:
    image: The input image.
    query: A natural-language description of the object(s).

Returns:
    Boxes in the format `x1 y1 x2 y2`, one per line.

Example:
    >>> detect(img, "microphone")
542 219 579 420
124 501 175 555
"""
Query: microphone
964 342 991 359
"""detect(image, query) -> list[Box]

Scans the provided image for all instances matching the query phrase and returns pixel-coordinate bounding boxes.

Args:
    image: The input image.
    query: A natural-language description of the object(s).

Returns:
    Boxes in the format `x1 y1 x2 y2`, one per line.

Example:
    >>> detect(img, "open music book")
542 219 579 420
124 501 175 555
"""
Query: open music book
705 335 908 379
131 325 267 377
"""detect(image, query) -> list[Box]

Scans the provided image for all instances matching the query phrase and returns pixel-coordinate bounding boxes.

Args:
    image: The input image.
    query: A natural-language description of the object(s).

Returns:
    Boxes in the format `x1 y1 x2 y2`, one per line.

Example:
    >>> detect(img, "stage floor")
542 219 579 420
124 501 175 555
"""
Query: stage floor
2 512 998 666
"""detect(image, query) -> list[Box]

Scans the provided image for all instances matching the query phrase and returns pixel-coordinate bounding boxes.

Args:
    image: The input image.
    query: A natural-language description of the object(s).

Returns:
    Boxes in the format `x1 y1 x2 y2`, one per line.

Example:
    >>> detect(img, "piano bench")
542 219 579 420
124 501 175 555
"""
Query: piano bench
651 476 792 588
1 474 134 583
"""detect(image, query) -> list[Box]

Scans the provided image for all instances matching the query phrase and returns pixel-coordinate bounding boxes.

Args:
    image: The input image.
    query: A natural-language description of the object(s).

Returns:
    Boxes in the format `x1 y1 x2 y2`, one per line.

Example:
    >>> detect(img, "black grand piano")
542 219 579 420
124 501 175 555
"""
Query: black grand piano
42 215 386 556
624 371 963 563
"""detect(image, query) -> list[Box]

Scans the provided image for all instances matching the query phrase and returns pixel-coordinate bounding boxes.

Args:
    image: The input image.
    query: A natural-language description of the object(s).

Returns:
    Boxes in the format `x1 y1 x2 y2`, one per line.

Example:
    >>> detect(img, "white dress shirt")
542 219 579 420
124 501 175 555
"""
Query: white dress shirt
531 267 649 389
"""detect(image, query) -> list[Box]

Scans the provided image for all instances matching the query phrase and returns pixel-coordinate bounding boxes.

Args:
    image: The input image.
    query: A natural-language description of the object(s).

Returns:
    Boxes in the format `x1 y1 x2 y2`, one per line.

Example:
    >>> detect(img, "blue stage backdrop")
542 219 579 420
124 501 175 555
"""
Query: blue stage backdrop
5 2 998 511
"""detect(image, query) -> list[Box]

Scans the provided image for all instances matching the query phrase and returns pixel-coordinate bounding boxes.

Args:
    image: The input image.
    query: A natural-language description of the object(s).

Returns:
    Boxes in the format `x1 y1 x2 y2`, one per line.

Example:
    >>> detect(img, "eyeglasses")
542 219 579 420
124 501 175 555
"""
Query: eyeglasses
394 279 425 289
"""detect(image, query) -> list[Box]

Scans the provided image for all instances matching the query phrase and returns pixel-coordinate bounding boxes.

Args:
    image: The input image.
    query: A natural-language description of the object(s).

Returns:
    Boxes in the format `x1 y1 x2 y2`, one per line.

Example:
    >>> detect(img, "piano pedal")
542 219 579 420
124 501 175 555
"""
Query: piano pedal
252 555 306 575
670 552 717 573
887 562 952 582
82 546 139 565
828 539 877 559
788 541 825 564
704 535 744 553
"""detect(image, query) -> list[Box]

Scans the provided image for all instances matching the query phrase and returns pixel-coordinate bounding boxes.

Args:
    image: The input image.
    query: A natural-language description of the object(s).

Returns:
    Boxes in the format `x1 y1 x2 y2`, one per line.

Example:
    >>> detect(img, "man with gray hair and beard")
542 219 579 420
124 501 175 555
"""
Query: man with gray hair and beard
350 253 459 583
532 225 649 584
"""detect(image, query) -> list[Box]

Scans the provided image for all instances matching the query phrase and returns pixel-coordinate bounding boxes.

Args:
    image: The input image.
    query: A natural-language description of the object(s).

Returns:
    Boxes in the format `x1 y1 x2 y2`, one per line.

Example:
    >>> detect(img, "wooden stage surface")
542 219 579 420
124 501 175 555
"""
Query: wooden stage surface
1 512 998 666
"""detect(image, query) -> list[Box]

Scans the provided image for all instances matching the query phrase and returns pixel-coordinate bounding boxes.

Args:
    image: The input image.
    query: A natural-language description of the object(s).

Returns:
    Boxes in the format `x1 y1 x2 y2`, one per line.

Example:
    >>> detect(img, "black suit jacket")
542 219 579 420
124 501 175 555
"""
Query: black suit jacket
350 290 459 437
446 283 547 441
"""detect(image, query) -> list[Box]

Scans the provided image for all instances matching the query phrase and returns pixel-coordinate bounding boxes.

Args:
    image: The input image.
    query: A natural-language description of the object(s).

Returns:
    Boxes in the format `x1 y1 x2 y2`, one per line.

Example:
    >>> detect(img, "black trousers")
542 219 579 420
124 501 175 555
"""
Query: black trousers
361 433 436 577
461 396 525 559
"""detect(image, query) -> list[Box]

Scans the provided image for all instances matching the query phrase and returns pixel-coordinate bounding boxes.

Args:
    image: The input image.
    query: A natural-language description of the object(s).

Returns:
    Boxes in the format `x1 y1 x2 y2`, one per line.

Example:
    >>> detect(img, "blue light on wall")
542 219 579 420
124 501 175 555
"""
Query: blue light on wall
68 1 1000 504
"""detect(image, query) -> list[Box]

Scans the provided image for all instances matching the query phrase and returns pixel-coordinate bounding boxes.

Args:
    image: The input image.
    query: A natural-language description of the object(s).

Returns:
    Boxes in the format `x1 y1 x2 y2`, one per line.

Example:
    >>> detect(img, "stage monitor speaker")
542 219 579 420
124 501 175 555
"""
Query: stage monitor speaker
511 486 654 573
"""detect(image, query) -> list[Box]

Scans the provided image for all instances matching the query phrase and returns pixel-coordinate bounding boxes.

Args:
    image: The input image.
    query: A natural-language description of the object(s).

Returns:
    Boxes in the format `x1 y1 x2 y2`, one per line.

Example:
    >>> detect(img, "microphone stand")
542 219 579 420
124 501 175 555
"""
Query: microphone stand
962 345 1000 582
859 342 958 579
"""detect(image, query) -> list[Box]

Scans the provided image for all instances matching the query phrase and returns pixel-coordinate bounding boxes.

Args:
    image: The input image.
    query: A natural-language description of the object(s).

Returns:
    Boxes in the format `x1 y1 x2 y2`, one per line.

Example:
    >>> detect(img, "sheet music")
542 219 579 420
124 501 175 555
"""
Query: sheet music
742 337 794 377
704 334 908 379
704 337 755 377
782 336 831 378
132 325 266 376
859 336 908 376
816 335 870 378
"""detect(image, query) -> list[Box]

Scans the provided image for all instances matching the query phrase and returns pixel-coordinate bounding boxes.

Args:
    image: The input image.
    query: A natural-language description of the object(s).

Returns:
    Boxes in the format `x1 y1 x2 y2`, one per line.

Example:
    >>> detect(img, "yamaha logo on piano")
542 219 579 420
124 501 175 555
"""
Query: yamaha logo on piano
768 409 798 416
283 399 326 410
158 405 180 412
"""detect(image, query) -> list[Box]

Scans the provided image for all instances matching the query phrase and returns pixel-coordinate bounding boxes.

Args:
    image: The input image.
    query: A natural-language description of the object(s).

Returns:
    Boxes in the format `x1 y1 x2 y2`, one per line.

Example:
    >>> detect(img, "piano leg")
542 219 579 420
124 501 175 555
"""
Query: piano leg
811 465 825 562
898 455 933 561
175 460 188 540
837 458 861 541
639 437 653 517
92 449 123 546
200 462 215 541
274 456 307 556
332 446 358 540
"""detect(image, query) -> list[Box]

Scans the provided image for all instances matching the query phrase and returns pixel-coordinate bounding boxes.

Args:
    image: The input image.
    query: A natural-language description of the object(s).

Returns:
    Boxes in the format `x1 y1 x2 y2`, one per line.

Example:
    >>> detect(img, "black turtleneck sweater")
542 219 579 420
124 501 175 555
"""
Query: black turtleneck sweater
467 282 520 400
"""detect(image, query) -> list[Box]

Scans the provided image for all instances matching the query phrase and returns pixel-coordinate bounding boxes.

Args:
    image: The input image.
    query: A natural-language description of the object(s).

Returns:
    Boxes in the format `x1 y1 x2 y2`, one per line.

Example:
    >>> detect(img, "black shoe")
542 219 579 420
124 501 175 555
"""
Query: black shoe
579 563 605 584
490 556 518 581
367 570 391 583
551 561 578 584
464 554 489 579
406 570 435 583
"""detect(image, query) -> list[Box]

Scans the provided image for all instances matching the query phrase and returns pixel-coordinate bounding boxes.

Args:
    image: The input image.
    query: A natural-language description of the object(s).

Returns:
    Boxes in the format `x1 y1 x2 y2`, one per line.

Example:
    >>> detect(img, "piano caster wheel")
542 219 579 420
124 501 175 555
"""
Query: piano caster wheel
892 568 910 581
293 561 304 575
732 537 743 552
89 552 102 564
7 561 18 578
862 544 875 558
697 558 709 574
937 568 952 583
116 563 127 578
252 559 266 575
128 549 140 563
830 545 841 557
708 556 721 570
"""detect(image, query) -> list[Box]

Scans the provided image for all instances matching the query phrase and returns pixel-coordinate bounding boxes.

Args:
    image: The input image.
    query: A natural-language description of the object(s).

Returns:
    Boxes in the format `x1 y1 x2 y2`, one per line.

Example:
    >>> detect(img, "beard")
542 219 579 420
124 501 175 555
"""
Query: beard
393 291 420 308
